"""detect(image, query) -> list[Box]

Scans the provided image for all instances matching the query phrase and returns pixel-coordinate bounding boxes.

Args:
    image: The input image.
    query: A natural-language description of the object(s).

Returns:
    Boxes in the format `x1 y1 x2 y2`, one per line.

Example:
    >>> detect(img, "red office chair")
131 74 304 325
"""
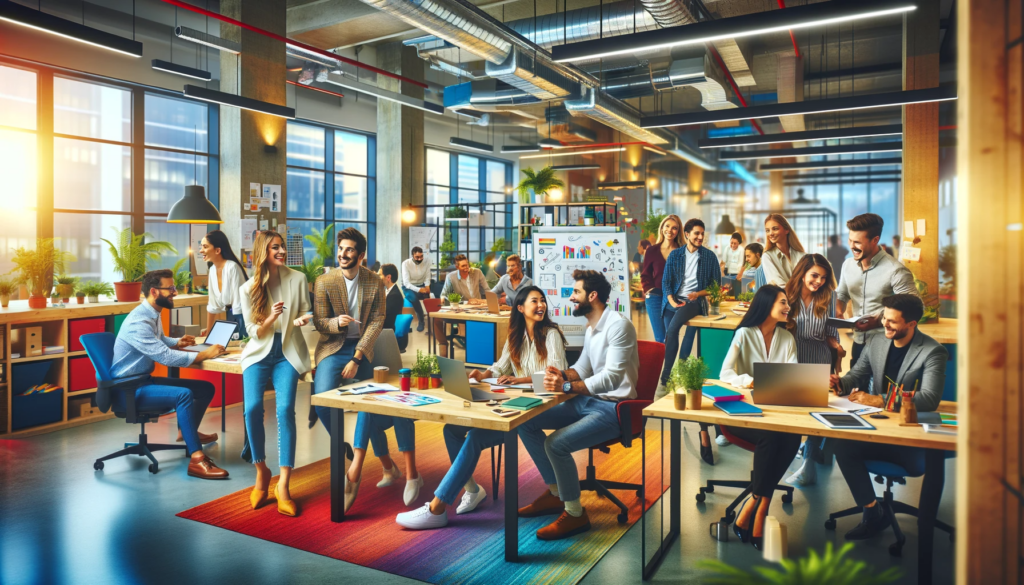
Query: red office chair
421 298 443 355
696 427 794 528
578 340 664 523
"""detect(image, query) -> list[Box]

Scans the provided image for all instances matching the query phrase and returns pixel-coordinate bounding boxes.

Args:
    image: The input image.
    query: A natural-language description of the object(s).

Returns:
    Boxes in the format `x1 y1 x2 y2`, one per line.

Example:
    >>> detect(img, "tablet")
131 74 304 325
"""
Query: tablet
810 411 876 430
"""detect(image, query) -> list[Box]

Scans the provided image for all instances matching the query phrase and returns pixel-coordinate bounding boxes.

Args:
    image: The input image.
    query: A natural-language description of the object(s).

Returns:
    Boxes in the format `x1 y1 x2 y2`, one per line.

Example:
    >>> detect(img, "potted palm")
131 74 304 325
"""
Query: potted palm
171 258 191 294
668 356 710 410
101 228 176 302
79 281 114 303
304 224 336 267
10 238 75 309
516 166 565 204
707 280 724 316
0 276 16 308
55 275 79 303
289 257 324 294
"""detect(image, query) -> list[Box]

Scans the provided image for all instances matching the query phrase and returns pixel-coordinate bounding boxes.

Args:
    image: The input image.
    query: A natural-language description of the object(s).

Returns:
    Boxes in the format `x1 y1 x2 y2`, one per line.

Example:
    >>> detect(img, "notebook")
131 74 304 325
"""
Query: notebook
502 396 544 411
702 385 744 402
714 401 763 416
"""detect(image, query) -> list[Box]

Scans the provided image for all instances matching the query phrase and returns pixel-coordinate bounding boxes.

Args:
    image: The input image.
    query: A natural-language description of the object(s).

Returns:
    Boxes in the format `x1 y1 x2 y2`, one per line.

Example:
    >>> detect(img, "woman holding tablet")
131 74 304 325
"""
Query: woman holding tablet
199 230 248 336
719 285 801 549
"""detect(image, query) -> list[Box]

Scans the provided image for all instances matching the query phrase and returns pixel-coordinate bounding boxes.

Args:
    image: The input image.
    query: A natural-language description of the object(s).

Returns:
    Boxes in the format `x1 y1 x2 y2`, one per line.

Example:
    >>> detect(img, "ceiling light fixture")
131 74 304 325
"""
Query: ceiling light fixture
699 124 903 149
552 0 915 63
720 141 903 160
643 86 956 129
759 157 902 171
539 138 565 149
0 0 143 57
598 180 646 190
151 59 212 81
644 146 667 155
449 137 494 153
550 164 601 171
287 80 345 99
183 85 295 119
520 147 626 160
324 76 444 115
174 25 240 54
501 144 541 153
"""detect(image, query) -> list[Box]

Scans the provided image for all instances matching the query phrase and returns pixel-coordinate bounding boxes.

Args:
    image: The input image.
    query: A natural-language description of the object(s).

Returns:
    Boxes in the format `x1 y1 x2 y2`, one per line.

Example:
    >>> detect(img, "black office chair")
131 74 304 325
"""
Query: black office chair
81 333 187 474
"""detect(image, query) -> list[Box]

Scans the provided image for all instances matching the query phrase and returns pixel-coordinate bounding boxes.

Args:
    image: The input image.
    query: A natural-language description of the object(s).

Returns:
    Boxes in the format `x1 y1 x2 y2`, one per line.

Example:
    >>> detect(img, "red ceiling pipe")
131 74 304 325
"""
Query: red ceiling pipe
158 0 428 89
775 0 801 58
707 44 765 135
287 80 345 98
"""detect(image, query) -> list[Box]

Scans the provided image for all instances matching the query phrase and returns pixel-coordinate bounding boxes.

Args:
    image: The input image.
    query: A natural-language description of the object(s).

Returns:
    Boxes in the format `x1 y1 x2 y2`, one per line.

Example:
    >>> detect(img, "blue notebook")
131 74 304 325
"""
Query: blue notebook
702 385 744 402
714 401 763 416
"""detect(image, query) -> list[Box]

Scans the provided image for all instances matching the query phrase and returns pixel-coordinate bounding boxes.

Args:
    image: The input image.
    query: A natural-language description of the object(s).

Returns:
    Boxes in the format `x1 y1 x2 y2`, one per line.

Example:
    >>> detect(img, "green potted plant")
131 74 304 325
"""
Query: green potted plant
0 276 16 308
697 541 901 585
641 211 667 242
10 238 75 309
445 206 469 221
668 356 710 410
78 281 114 303
446 292 463 308
516 166 565 204
304 224 336 266
412 350 432 390
737 291 755 303
74 290 85 305
438 229 457 268
50 290 61 307
171 258 191 294
54 275 78 303
707 280 724 315
429 354 442 388
289 257 324 293
101 227 177 302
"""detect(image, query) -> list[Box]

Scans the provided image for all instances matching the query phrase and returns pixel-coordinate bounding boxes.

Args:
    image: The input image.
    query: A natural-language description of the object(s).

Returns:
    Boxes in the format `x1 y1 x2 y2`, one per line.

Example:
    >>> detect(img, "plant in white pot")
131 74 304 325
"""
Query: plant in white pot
668 356 710 410
101 227 176 302
79 280 114 303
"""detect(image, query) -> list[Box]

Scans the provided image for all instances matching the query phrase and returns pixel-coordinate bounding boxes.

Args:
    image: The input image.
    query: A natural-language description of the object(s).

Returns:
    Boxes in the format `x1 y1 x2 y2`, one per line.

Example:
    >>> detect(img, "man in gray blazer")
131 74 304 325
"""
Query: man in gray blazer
828 294 948 540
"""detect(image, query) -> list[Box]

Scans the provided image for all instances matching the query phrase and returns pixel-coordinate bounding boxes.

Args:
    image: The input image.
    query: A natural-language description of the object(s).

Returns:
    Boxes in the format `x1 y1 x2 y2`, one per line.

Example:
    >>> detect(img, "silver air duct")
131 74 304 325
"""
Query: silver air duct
564 88 668 145
637 0 699 27
485 47 579 99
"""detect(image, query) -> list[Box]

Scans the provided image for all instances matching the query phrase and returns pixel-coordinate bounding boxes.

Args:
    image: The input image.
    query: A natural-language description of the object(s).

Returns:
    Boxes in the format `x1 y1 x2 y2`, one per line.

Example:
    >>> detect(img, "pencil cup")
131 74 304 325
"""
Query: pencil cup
374 367 389 383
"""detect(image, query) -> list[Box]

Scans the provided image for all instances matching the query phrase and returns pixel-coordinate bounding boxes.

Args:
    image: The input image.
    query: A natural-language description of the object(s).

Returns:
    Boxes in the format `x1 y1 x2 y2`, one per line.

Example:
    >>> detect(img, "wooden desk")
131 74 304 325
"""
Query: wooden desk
311 375 574 562
640 381 956 583
428 309 510 367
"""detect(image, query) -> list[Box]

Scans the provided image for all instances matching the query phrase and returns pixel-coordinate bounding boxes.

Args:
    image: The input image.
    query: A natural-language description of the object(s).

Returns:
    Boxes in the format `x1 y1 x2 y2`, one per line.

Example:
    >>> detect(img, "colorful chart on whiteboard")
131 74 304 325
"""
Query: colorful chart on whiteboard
530 227 630 347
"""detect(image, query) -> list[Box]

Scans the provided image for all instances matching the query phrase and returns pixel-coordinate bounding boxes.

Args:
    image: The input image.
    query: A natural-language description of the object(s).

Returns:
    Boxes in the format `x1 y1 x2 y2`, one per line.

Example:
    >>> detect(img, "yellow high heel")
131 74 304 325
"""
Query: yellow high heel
250 488 269 510
275 486 299 517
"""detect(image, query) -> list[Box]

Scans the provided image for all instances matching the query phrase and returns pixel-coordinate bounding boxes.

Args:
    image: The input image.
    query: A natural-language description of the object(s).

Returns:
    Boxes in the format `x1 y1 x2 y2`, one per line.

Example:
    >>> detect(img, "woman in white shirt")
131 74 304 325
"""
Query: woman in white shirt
718 284 801 550
761 214 806 287
199 230 248 337
239 231 313 518
721 232 745 276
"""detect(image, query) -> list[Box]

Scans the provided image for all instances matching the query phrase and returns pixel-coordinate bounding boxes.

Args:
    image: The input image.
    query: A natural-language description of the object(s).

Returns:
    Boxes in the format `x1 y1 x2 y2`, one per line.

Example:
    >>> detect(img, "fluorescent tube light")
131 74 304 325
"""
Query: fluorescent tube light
0 0 143 57
501 144 540 153
551 164 601 170
759 158 902 171
598 181 646 190
287 80 345 99
152 59 212 81
552 0 915 63
644 146 667 155
183 85 295 119
539 138 565 149
699 124 903 149
721 141 903 160
324 76 444 115
174 25 240 54
449 137 494 153
520 147 625 160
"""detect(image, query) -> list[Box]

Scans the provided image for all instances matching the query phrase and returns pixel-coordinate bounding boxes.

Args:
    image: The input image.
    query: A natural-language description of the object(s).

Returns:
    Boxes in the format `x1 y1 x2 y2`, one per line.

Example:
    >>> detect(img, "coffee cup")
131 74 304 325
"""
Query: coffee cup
373 366 389 383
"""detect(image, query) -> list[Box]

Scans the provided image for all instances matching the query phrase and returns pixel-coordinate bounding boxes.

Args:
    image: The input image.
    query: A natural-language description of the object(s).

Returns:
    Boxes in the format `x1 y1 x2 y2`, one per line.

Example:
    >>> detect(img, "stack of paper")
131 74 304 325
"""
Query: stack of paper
43 346 64 355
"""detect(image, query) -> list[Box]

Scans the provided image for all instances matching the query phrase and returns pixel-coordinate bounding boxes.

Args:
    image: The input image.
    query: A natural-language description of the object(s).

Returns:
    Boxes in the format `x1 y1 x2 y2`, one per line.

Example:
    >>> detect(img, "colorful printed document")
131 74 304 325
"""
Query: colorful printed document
376 392 442 407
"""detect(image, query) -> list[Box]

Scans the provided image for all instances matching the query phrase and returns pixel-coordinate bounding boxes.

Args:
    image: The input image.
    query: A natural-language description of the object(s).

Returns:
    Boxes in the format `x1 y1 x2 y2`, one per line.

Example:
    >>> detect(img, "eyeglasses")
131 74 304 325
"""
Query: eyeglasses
151 286 178 294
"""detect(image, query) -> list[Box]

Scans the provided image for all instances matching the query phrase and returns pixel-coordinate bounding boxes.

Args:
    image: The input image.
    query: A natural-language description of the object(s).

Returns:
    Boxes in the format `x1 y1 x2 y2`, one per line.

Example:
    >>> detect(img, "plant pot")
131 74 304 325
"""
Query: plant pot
710 304 721 316
113 281 143 302
176 286 187 295
87 295 99 303
673 392 686 410
57 284 75 299
686 388 703 411
28 295 47 309
75 296 84 304
416 376 430 390
430 374 442 388
61 298 70 304
0 295 9 308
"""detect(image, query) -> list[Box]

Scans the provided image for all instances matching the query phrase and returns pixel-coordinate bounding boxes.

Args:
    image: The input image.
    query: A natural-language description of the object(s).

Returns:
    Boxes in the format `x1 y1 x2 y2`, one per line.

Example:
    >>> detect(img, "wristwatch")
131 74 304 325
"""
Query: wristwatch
562 381 572 394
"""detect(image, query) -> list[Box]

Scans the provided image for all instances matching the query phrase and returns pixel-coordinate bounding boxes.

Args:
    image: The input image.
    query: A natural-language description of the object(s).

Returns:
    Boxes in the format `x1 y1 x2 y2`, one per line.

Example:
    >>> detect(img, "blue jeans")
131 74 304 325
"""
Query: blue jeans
312 338 373 435
435 425 504 505
517 396 621 503
403 288 428 323
242 333 300 467
115 377 215 455
645 294 665 343
660 301 704 384
352 413 416 457
230 312 246 337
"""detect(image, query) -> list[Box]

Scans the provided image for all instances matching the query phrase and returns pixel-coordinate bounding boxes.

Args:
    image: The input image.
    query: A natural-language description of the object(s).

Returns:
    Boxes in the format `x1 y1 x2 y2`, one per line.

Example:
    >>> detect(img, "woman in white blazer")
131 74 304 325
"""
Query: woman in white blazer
718 284 801 550
239 230 312 517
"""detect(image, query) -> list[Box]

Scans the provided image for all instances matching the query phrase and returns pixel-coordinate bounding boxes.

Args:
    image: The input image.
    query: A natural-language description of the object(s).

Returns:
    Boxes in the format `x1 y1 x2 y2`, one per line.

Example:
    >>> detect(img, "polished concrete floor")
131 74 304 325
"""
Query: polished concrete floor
0 313 956 585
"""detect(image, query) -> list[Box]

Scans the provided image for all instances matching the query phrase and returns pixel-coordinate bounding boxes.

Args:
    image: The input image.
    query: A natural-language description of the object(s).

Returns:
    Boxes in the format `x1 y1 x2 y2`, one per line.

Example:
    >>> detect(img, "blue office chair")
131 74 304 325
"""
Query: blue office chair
81 333 188 474
394 313 413 352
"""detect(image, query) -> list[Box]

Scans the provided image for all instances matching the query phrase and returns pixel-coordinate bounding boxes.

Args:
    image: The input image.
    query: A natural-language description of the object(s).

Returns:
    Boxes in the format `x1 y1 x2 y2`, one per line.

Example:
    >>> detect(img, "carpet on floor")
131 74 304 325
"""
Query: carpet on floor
178 423 666 585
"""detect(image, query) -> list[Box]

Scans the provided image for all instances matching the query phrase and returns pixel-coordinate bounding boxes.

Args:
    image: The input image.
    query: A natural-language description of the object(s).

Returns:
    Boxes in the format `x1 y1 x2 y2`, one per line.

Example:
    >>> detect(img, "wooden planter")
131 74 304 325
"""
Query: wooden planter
686 388 703 410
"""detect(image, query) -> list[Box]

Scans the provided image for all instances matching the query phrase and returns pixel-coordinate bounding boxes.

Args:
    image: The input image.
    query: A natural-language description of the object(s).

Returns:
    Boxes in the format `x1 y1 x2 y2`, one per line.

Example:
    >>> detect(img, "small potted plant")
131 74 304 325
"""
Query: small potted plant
79 280 114 303
10 238 75 309
0 276 16 309
429 354 442 388
101 227 176 302
74 290 85 305
706 280 724 316
516 166 565 204
447 292 463 309
172 258 191 294
445 206 469 221
50 291 62 307
668 356 710 410
55 275 78 304
412 350 432 390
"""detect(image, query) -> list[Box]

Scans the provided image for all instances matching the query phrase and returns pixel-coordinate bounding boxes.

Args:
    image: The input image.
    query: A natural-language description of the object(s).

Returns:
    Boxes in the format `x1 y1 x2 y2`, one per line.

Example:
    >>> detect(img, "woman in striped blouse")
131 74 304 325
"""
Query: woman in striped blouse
783 254 844 486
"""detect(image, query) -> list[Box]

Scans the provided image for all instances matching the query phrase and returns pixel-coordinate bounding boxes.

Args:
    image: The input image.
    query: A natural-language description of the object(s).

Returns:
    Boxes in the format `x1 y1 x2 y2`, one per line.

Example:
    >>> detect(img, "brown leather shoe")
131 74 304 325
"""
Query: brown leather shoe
177 431 219 445
188 452 229 480
518 490 565 517
536 509 592 541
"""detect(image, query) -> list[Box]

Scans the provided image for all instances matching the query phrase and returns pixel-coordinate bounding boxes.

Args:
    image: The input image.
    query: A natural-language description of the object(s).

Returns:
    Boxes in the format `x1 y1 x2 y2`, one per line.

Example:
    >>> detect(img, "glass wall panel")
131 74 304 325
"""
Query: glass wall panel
335 174 368 221
54 138 131 211
287 168 326 219
55 213 131 283
0 65 37 130
426 148 449 186
335 130 367 175
54 77 130 142
144 219 190 271
144 93 208 153
288 123 325 169
144 149 209 214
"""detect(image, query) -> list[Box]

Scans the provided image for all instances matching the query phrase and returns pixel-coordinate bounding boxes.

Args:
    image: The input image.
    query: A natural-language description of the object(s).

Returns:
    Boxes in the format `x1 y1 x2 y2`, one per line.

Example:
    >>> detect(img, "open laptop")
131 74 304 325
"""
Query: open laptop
485 291 501 314
185 319 237 352
438 356 506 402
751 363 830 407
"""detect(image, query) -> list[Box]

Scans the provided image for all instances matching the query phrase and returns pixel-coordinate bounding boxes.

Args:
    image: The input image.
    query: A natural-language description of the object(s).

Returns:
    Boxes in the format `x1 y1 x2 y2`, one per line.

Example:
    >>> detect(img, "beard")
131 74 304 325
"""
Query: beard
154 295 174 310
413 258 423 265
572 298 592 318
889 325 911 341
340 255 357 269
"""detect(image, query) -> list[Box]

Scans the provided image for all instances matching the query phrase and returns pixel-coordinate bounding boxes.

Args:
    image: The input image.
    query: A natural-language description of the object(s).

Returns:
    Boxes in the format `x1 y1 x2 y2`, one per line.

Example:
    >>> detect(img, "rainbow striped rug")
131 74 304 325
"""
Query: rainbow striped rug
178 424 665 585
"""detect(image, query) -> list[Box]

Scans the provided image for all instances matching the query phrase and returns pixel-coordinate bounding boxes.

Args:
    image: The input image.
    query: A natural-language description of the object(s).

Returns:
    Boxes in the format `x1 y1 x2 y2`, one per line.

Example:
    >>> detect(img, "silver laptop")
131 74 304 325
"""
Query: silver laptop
751 363 830 407
485 291 501 314
438 356 506 402
185 320 236 352
369 329 403 376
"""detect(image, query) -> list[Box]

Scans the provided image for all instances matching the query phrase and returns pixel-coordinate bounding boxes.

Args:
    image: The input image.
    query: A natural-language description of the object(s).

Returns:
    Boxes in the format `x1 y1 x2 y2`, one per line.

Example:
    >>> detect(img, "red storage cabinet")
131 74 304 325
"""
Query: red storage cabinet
69 356 98 393
69 318 106 352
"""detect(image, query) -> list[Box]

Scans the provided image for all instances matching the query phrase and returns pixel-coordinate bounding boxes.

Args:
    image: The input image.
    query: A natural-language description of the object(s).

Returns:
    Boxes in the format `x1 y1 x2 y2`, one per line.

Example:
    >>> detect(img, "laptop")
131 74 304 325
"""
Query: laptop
751 363 830 407
438 356 507 402
185 320 237 352
485 291 501 314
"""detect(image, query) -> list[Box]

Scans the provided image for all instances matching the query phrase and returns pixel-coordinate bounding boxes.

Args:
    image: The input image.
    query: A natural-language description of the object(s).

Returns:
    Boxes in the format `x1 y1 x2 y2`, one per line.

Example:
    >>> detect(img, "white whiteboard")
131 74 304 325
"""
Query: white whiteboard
530 227 630 347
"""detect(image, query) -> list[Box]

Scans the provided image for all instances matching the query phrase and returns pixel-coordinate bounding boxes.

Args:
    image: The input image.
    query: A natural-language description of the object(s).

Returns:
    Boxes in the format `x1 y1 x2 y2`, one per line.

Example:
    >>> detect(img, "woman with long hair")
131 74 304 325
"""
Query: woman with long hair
640 214 683 343
718 285 801 550
761 214 806 287
200 230 249 336
783 254 843 486
239 231 313 517
395 287 568 529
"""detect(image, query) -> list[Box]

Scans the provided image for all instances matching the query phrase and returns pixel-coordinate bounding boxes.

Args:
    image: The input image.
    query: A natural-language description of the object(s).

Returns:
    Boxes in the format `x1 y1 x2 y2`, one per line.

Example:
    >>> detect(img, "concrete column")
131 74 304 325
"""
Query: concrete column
902 0 940 298
768 143 794 210
376 42 425 264
219 0 288 251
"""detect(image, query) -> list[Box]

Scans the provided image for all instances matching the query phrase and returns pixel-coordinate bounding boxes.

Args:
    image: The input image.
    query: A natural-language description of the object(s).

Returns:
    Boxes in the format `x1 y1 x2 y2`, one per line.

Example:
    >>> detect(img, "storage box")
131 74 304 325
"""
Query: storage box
69 318 106 352
69 356 97 393
12 360 53 395
12 326 43 357
12 388 63 430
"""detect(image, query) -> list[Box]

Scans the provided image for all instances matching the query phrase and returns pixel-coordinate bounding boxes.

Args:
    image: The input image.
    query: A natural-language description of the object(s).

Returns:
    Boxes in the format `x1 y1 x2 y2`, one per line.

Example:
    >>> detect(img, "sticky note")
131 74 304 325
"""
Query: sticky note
904 221 915 239
902 246 921 262
916 219 926 236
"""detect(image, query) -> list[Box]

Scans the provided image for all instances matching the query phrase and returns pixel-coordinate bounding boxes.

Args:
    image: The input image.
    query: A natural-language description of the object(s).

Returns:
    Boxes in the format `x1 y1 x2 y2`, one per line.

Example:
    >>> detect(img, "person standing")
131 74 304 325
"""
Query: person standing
517 270 639 540
239 231 312 516
435 254 489 355
401 247 432 332
827 235 849 273
491 254 532 307
199 230 248 336
721 232 745 283
631 239 651 273
761 214 806 287
380 263 408 352
640 214 683 344
738 243 766 292
835 213 917 368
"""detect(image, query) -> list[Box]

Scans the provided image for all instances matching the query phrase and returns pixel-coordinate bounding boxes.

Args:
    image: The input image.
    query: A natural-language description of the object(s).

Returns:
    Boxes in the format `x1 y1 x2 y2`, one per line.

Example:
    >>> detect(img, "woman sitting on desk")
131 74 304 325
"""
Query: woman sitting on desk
395 286 567 529
719 284 800 549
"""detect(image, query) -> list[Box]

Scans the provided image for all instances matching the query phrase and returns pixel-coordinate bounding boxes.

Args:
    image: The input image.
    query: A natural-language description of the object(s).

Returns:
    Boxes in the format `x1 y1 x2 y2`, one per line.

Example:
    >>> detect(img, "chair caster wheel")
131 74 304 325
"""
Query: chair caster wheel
94 461 104 471
696 492 706 503
889 543 903 557
149 463 159 474
617 513 628 524
824 518 836 530
781 493 793 504
704 485 715 493
725 510 736 523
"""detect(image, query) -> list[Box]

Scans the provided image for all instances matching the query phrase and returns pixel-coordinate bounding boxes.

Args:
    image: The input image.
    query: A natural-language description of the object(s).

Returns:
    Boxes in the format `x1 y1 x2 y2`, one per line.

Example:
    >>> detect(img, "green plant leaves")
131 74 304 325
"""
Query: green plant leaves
517 166 565 204
696 542 902 585
101 227 177 283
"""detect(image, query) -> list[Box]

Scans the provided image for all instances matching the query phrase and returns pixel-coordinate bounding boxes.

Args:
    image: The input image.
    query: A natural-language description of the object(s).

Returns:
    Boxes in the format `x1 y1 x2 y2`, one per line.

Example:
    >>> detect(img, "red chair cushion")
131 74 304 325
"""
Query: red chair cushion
720 426 756 452
589 341 665 450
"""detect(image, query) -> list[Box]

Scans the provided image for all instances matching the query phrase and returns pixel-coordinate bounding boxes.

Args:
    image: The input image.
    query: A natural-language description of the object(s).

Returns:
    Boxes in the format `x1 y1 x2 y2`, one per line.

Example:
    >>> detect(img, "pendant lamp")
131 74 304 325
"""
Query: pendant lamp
715 214 736 235
167 126 223 224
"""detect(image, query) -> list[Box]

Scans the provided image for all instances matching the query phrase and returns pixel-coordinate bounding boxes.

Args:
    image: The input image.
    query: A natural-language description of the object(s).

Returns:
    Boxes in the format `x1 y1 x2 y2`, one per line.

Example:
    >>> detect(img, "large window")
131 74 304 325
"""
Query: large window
285 121 376 265
0 65 39 275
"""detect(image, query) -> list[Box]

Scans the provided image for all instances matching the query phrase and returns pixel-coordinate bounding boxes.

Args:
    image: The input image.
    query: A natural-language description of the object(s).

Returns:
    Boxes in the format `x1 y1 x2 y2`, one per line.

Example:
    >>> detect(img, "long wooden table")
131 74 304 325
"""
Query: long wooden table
640 381 956 583
428 308 510 367
311 375 574 562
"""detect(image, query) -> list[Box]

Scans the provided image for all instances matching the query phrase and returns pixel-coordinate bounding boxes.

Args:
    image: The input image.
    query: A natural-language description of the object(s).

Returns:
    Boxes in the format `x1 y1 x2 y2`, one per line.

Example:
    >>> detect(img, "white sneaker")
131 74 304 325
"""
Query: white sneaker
404 474 424 506
786 459 817 486
377 465 403 488
456 487 488 515
396 502 449 529
715 434 731 447
344 475 361 512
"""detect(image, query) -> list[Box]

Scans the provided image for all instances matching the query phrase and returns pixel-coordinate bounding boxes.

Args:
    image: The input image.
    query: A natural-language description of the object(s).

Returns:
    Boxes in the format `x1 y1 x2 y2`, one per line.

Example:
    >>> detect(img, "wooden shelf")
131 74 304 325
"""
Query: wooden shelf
7 411 116 438
11 353 65 363
67 388 97 396
68 350 88 357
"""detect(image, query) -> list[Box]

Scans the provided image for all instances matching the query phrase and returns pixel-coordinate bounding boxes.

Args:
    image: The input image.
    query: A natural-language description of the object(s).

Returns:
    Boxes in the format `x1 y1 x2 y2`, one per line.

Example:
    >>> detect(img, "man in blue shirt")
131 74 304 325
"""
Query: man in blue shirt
111 269 229 479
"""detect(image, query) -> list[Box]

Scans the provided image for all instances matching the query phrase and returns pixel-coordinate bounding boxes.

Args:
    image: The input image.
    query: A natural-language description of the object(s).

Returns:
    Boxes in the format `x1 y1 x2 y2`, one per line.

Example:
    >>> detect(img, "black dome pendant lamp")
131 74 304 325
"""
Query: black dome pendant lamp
167 126 222 224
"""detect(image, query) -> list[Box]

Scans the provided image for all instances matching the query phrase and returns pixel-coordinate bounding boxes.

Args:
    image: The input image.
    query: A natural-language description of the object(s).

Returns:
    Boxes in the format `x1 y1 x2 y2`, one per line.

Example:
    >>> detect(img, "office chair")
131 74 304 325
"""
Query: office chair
81 333 188 474
394 313 413 352
421 297 443 355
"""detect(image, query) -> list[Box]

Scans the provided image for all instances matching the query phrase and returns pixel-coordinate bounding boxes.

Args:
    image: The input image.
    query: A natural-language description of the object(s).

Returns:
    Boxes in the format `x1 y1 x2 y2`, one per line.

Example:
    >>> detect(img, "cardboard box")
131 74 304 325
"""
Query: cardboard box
12 327 43 357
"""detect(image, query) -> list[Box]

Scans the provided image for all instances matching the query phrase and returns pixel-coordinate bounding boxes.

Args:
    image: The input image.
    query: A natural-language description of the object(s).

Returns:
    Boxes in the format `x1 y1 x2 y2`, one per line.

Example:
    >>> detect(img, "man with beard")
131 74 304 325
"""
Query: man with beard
829 294 947 540
435 254 489 356
490 254 532 307
401 246 432 332
517 270 639 540
836 214 916 367
110 269 228 479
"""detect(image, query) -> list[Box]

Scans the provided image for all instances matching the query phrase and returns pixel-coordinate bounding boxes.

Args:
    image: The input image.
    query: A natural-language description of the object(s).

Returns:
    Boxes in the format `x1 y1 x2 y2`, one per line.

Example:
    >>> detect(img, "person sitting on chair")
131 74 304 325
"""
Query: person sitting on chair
401 246 432 332
110 269 228 479
829 294 947 540
394 286 568 529
490 254 532 307
380 263 408 352
435 254 488 356
518 270 639 540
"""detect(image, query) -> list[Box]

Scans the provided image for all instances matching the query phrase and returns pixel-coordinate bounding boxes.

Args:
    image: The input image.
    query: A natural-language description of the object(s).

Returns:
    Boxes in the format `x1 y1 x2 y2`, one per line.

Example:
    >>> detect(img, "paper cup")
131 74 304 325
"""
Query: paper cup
374 366 389 383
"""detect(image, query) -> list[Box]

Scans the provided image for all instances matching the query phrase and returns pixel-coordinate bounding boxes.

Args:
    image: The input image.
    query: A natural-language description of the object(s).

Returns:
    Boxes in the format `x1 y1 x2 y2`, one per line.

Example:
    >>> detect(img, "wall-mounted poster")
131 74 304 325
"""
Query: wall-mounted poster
190 224 208 276
263 184 281 213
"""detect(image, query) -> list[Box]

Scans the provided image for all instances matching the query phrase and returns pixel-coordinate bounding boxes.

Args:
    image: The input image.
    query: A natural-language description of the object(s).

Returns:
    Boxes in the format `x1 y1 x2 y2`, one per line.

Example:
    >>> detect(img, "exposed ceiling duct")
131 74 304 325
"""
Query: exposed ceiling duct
564 88 669 144
637 0 699 28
